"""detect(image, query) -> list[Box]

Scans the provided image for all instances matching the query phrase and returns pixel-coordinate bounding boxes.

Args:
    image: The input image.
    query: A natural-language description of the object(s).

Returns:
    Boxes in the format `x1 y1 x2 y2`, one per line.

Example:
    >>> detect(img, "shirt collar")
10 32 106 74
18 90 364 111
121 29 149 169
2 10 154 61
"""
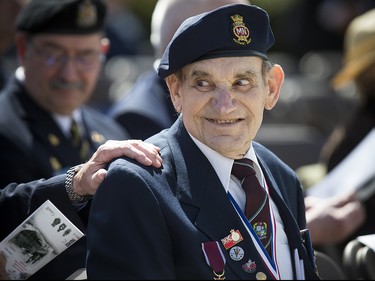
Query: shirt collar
188 133 260 192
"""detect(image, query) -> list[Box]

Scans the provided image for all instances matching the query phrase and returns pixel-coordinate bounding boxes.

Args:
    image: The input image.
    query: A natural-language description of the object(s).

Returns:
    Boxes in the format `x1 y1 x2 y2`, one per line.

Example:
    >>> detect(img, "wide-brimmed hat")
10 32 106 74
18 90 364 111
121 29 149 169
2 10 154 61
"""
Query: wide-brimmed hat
332 8 375 89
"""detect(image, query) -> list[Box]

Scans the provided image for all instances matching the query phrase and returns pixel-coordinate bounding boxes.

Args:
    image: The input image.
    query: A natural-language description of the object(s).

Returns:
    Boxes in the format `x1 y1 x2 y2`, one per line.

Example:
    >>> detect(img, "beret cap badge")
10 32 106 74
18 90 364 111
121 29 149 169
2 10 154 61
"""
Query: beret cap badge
77 0 98 28
231 14 251 45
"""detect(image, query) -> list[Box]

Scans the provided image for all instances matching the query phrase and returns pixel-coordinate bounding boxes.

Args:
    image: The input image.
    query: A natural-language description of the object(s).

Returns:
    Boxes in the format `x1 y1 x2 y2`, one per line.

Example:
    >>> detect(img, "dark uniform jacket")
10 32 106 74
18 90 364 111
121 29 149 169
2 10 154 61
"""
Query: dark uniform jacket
0 75 129 279
0 75 129 187
0 175 88 280
87 117 321 280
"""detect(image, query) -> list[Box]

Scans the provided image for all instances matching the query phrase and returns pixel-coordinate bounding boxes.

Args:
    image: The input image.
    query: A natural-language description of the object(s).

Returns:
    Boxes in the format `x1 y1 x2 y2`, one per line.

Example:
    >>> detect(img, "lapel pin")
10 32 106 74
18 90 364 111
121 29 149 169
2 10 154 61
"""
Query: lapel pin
221 229 243 250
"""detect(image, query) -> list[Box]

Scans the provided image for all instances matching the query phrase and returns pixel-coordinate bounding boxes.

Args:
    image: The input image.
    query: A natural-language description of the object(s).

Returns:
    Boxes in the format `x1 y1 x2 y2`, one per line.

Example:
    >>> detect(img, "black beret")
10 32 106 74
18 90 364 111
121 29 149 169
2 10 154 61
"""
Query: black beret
16 0 106 35
157 4 275 78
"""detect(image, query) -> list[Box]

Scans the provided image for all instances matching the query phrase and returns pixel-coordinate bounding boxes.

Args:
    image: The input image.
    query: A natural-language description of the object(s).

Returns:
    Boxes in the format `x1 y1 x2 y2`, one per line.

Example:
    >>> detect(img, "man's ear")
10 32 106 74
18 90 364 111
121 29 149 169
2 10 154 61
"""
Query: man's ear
15 33 28 65
101 38 110 54
165 74 182 113
265 64 284 110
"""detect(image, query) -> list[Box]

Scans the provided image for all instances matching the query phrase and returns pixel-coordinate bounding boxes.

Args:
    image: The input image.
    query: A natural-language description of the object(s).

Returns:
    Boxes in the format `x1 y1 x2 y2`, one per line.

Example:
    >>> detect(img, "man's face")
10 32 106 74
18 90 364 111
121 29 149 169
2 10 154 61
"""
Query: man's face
167 56 283 159
18 33 107 116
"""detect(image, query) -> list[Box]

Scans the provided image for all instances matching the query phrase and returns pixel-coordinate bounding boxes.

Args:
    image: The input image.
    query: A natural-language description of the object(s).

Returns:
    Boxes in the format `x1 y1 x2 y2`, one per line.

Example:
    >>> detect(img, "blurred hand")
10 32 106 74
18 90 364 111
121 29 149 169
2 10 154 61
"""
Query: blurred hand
305 192 366 245
73 140 162 197
0 251 9 280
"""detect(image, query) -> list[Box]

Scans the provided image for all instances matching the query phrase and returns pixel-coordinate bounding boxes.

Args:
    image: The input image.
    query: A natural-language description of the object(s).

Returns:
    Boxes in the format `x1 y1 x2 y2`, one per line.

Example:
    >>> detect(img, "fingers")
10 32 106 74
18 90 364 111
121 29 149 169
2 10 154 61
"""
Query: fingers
124 142 162 168
91 169 107 184
72 140 162 198
94 140 162 168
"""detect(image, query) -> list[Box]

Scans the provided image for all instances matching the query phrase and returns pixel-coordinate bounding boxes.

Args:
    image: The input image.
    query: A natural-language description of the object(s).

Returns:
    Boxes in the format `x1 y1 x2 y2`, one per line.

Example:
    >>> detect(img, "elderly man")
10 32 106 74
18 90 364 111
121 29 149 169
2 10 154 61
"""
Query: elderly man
86 4 321 280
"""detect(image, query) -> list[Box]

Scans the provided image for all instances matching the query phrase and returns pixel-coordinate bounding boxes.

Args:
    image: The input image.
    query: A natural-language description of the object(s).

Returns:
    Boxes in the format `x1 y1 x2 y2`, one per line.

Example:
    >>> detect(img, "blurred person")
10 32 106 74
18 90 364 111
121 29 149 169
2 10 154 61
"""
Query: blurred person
0 139 162 280
87 4 320 279
275 0 375 59
0 0 26 91
305 193 366 246
0 0 131 188
317 7 375 259
104 0 150 59
109 0 249 140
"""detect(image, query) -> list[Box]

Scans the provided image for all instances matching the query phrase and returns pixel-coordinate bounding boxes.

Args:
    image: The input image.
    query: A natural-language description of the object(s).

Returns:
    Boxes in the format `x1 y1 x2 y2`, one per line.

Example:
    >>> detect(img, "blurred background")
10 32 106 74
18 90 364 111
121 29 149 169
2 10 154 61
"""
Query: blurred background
2 0 375 171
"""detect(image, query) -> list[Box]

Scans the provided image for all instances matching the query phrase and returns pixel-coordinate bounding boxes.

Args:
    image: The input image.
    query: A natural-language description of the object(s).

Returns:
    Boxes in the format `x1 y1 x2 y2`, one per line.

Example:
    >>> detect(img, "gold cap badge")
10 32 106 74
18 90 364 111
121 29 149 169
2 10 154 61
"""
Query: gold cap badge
77 0 98 27
231 14 251 45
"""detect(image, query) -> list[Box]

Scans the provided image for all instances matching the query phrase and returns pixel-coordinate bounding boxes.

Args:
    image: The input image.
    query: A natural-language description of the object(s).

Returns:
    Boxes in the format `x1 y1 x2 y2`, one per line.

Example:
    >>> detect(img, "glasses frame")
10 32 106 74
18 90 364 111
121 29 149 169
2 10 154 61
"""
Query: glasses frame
28 40 106 71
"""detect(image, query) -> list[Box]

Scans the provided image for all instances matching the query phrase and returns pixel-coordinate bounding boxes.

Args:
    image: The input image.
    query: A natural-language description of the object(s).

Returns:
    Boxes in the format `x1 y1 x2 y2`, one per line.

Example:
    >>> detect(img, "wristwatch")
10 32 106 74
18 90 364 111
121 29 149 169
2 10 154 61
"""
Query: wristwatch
65 164 90 203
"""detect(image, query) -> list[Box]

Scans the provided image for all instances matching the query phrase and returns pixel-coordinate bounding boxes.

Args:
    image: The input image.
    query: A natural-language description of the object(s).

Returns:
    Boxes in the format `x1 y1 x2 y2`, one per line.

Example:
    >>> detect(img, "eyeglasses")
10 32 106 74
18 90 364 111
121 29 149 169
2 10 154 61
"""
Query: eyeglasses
30 43 105 70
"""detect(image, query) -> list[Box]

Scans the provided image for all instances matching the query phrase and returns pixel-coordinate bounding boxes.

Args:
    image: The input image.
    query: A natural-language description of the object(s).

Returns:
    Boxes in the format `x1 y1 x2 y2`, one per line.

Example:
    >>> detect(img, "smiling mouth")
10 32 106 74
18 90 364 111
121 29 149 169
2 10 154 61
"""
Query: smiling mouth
207 118 243 124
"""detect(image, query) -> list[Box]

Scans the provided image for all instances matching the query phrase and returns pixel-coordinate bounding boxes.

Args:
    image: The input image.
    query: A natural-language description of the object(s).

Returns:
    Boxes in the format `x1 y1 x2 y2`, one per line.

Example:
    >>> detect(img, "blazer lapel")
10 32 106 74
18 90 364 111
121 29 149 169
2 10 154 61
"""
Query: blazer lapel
257 156 319 279
167 119 280 279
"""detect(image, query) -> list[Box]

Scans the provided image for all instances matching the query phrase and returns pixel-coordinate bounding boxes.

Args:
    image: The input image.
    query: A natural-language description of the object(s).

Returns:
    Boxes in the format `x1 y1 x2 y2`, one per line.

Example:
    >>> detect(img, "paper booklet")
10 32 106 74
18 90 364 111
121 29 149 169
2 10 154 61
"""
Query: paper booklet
0 200 84 280
307 128 375 200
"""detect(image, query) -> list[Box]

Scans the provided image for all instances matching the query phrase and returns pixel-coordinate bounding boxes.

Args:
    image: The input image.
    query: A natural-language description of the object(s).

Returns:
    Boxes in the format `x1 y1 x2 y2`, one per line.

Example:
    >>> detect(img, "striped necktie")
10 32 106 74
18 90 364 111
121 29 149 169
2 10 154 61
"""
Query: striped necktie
70 119 90 162
232 158 272 255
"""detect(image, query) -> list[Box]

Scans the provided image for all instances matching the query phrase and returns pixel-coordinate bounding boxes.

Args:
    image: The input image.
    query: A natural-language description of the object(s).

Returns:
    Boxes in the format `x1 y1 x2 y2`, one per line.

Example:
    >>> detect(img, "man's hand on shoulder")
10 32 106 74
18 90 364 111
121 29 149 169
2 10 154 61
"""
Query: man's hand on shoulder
70 140 162 200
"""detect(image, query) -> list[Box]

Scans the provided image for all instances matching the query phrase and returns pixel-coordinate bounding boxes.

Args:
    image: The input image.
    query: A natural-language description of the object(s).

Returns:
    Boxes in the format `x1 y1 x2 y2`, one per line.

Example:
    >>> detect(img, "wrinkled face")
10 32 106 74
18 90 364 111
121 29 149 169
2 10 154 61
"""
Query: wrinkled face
17 33 108 116
166 56 284 159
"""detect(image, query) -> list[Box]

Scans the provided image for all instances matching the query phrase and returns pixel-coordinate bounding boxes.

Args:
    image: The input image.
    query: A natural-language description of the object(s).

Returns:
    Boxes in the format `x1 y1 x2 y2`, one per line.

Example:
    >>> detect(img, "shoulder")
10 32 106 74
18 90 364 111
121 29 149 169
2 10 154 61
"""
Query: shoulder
253 142 293 172
81 106 130 139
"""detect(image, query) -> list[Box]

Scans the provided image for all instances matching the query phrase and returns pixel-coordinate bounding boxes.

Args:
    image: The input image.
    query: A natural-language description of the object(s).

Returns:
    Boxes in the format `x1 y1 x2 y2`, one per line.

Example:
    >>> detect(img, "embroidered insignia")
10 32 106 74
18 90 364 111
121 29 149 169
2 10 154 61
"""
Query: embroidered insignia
242 259 256 273
77 0 97 27
221 229 243 250
231 14 251 45
253 222 267 240
229 246 244 261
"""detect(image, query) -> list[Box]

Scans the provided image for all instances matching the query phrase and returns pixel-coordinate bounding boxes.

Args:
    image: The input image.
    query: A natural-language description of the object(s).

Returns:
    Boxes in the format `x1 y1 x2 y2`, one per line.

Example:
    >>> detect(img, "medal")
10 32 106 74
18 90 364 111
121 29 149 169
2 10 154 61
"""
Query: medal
201 241 226 280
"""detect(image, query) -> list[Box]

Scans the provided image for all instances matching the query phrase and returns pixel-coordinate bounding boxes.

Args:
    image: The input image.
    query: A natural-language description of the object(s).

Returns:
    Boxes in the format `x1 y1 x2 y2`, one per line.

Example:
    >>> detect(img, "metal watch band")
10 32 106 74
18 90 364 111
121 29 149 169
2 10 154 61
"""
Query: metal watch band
65 164 90 203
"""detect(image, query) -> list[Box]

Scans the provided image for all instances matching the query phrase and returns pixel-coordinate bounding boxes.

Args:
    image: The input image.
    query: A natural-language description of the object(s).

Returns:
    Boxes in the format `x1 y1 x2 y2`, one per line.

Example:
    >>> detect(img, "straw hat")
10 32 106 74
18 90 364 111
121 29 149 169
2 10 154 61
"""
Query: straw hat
332 8 375 89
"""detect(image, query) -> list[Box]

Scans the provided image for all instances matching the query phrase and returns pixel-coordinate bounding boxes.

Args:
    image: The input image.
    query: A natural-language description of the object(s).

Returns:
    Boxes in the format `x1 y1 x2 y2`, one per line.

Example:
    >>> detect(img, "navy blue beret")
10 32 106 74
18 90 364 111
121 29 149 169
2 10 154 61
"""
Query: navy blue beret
16 0 106 35
157 4 275 78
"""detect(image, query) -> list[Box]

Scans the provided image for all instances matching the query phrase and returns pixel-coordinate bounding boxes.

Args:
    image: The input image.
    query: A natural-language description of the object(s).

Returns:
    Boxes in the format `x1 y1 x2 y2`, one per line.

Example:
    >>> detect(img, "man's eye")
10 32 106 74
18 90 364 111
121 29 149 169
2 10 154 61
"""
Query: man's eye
193 80 214 91
234 79 250 87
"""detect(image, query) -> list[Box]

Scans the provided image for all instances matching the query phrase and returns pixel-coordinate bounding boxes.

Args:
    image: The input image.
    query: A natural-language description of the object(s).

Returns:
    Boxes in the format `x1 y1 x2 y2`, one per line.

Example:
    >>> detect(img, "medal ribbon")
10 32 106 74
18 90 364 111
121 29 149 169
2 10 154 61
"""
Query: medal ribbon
201 241 226 275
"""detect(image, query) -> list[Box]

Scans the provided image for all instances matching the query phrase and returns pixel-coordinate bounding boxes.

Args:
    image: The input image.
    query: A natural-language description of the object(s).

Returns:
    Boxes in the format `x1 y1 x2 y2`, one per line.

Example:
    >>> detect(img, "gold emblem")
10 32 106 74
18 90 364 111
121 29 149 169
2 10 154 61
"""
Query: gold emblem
48 134 60 146
231 14 251 45
49 156 61 171
213 269 225 280
256 271 267 280
91 131 105 144
77 0 97 27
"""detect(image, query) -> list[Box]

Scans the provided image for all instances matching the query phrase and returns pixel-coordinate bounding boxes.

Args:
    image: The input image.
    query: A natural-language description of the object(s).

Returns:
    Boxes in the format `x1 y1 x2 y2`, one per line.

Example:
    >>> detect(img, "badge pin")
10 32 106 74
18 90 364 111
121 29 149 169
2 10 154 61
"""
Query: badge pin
49 156 61 171
242 259 256 273
48 134 60 146
256 271 267 280
253 222 268 240
77 0 97 27
221 229 243 250
229 246 244 261
231 14 251 45
91 131 105 144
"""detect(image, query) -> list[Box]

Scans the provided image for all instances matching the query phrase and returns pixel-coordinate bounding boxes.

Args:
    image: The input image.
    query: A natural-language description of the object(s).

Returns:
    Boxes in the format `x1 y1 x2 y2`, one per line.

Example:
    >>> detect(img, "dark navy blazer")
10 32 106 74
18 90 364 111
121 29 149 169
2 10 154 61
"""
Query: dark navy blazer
87 117 320 280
